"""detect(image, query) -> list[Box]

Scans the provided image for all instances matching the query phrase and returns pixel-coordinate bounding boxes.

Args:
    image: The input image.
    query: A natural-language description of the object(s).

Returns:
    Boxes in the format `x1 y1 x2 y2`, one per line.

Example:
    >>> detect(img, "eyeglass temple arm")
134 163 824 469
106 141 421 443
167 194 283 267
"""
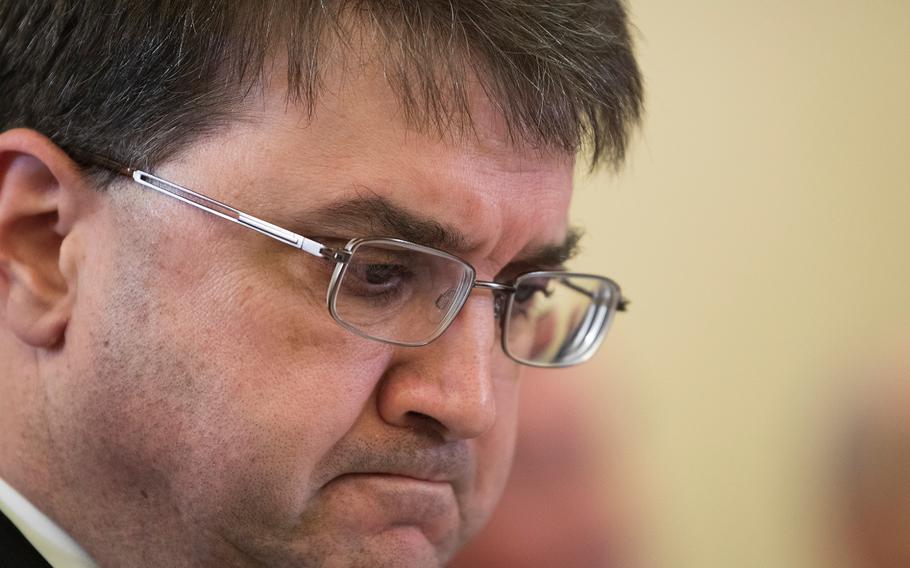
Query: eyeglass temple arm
75 152 334 260
131 170 330 257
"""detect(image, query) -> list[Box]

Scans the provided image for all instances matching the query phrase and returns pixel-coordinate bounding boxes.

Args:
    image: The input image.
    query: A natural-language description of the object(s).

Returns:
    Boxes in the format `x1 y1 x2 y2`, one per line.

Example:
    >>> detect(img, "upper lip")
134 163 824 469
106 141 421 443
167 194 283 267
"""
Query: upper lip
320 439 474 490
340 469 453 484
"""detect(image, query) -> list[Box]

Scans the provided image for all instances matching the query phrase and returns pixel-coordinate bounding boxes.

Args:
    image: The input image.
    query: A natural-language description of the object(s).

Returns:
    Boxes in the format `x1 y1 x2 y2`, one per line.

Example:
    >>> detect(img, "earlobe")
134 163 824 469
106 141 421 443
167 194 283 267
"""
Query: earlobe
0 128 90 349
3 281 71 348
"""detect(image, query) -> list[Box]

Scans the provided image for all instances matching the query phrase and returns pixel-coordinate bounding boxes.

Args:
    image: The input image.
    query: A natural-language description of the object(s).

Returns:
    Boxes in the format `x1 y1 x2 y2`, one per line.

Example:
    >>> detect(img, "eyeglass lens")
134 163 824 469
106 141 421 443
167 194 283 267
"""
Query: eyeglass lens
504 274 616 366
331 240 475 345
330 239 617 365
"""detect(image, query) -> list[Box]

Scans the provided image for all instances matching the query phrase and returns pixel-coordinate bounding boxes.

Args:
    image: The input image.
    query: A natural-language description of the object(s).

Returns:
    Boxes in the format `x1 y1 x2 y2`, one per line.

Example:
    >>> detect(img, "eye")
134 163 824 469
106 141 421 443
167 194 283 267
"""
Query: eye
345 262 412 296
514 280 553 305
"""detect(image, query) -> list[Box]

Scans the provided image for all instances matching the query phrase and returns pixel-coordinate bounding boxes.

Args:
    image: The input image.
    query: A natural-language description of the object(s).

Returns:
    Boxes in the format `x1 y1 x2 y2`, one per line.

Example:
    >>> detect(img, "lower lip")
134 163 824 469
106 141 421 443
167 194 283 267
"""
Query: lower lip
320 473 459 542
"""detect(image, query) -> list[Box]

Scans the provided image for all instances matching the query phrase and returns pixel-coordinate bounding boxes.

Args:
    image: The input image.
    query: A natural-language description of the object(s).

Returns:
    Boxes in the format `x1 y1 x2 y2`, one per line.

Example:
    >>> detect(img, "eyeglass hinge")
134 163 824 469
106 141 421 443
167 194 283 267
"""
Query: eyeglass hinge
473 281 515 293
321 248 351 263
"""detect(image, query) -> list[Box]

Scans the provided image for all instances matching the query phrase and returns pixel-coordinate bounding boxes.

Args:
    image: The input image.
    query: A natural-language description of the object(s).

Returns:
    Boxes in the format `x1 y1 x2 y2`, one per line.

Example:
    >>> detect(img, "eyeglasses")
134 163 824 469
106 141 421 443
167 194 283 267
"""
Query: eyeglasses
77 153 627 367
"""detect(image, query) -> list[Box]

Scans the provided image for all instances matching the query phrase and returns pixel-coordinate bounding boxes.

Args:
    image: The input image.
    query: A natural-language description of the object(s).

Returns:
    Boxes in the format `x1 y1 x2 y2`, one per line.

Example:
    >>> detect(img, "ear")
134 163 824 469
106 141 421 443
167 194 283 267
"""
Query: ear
0 128 97 349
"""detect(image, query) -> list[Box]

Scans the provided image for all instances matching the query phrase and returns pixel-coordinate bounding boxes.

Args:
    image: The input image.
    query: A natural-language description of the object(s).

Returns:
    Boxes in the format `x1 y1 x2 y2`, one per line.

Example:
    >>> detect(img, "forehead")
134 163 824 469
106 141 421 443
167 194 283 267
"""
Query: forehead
180 55 575 267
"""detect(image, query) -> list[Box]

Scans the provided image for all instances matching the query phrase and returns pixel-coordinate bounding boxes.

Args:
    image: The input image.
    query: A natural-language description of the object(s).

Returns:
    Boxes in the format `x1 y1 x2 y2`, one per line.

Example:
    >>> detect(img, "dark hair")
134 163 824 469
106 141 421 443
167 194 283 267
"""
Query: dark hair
0 1 643 173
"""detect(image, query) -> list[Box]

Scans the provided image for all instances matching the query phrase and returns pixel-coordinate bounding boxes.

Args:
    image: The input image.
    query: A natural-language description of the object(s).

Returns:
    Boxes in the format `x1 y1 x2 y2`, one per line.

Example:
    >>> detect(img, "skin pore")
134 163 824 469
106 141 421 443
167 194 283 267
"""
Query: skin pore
0 49 575 567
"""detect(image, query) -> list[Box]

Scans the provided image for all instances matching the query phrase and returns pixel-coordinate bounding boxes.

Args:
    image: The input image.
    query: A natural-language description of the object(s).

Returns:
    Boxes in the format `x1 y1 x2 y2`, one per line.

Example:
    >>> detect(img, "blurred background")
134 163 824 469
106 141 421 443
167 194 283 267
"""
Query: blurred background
455 1 910 567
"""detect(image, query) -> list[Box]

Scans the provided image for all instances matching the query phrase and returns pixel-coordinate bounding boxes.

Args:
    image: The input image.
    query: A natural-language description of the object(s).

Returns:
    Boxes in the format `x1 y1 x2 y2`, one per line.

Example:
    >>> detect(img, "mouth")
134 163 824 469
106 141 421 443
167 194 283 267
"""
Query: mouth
339 469 453 483
325 471 457 505
319 472 461 545
327 472 456 501
336 471 450 485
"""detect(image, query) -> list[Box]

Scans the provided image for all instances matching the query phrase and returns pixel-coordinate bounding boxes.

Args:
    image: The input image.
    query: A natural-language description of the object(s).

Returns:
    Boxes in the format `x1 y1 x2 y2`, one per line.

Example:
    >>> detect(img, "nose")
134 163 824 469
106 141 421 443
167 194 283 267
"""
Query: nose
376 295 500 441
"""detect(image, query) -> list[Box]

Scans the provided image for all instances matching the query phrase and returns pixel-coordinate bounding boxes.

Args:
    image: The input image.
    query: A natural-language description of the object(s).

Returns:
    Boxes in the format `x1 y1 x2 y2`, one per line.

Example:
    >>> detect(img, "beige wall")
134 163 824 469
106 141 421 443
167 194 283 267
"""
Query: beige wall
572 1 910 567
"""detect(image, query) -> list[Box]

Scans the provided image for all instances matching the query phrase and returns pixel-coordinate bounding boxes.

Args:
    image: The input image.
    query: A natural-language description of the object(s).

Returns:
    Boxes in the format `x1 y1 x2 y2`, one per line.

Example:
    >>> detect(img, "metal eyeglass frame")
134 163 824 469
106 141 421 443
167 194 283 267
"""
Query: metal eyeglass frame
77 153 627 368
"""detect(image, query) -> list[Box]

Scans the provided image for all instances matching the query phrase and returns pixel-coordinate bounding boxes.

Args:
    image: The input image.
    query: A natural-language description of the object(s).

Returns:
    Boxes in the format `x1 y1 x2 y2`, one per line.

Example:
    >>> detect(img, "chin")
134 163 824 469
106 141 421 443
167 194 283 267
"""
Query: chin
290 528 455 568
238 525 459 568
357 527 451 567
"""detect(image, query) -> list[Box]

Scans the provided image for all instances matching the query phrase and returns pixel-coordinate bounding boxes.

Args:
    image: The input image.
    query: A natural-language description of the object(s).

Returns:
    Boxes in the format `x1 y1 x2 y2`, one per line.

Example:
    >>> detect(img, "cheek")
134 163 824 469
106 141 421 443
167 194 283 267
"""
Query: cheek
58 226 395 529
157 275 395 528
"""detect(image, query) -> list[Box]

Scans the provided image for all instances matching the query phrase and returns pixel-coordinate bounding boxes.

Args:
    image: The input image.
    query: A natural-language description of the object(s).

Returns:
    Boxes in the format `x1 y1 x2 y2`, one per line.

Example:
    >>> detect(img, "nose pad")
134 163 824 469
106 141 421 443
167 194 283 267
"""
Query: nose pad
493 293 505 320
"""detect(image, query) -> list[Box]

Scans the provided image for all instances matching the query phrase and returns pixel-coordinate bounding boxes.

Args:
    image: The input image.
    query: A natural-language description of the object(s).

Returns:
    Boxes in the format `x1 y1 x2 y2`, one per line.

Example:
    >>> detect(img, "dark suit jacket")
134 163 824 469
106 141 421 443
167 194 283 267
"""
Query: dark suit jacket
0 511 51 568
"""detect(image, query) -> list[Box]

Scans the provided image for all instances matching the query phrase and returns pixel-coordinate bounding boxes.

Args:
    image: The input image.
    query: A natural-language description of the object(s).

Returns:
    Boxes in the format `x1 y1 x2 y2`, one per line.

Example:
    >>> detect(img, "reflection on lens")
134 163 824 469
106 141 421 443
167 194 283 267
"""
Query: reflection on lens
504 273 619 367
435 287 458 311
330 239 475 345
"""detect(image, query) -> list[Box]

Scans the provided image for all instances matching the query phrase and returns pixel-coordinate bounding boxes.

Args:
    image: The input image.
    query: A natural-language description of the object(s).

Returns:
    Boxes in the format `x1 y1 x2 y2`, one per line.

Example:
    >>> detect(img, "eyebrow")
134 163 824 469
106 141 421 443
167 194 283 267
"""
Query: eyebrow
293 193 583 271
300 193 472 252
514 228 583 270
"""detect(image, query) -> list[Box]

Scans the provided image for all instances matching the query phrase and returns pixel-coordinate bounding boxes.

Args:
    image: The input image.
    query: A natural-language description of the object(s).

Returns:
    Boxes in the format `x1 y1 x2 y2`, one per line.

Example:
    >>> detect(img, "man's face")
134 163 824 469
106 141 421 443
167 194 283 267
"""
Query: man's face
49 59 574 566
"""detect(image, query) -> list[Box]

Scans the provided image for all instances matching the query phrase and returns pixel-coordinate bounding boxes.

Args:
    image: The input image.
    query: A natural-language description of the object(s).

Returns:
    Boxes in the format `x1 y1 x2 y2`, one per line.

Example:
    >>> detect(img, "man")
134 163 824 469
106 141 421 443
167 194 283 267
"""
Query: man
0 1 642 566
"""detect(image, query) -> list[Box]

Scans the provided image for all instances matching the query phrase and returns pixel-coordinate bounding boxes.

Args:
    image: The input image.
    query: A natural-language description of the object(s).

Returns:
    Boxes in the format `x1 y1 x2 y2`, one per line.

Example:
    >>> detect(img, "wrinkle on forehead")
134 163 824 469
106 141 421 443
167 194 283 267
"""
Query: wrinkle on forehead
171 51 574 273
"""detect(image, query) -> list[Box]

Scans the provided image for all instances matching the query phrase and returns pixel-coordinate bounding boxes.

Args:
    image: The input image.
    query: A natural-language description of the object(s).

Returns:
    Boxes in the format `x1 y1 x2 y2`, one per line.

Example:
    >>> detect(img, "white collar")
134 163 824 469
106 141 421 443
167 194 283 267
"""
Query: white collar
0 476 97 567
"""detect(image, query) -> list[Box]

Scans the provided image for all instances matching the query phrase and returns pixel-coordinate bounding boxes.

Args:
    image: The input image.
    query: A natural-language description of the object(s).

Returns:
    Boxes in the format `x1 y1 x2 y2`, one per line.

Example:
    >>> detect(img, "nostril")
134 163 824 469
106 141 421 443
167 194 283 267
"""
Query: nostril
404 411 447 439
